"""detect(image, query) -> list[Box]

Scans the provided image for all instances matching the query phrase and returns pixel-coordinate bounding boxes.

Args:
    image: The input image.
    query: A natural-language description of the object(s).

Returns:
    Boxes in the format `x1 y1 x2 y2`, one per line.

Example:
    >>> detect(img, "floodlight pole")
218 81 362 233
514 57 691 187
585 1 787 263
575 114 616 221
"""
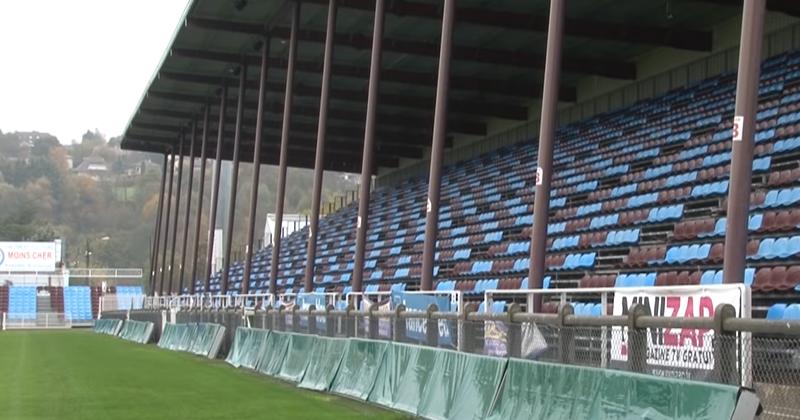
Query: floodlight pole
159 149 176 295
420 0 455 291
528 0 565 312
205 82 229 292
351 0 385 294
242 38 271 295
723 0 766 283
149 154 168 295
178 119 197 294
168 135 185 294
303 0 338 293
269 1 300 295
221 61 248 295
190 105 211 295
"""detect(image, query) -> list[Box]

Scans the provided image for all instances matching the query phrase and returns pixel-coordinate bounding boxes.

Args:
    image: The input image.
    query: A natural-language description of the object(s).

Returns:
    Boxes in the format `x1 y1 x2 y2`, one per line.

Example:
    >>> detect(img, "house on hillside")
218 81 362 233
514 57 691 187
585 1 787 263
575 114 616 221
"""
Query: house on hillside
75 156 109 180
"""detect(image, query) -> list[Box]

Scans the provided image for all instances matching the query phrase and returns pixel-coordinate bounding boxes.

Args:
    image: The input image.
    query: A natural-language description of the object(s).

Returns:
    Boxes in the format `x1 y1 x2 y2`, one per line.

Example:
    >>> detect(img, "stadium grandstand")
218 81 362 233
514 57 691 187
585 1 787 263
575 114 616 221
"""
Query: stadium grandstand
16 0 800 418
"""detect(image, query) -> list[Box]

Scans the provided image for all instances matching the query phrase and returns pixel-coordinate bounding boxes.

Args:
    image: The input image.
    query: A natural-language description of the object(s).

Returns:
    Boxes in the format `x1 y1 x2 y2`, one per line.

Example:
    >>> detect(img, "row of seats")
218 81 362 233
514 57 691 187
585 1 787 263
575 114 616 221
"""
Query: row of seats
195 50 800 317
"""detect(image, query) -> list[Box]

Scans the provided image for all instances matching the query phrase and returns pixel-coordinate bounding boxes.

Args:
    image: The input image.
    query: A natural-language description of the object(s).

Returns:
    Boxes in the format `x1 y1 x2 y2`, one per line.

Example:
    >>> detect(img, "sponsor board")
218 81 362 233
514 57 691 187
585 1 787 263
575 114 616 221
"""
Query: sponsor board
611 285 749 379
391 291 454 346
0 241 57 272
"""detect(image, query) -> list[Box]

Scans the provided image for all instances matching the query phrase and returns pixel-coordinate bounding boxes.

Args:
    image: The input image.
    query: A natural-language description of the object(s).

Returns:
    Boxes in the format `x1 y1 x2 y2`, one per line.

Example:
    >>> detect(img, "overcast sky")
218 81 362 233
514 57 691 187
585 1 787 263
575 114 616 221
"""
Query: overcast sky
0 0 189 144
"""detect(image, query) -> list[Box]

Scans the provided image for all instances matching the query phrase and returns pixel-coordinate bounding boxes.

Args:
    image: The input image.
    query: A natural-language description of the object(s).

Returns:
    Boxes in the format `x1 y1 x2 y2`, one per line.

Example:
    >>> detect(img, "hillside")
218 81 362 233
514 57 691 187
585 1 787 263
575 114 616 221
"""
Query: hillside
0 129 359 273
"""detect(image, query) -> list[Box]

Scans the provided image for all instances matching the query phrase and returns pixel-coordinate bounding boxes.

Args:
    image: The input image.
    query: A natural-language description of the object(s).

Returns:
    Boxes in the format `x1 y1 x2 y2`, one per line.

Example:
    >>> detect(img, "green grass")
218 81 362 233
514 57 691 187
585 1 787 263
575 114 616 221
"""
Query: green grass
0 330 408 420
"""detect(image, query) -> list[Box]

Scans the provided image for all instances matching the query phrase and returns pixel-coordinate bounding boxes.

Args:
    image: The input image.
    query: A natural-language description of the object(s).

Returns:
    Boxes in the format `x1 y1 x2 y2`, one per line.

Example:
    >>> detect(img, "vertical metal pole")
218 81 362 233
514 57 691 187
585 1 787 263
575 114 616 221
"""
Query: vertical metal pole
221 62 248 295
190 105 210 295
178 120 197 294
723 0 765 283
243 38 271 295
528 0 565 312
159 150 176 295
304 0 337 293
205 83 228 292
149 154 168 294
420 0 455 291
269 1 300 295
167 136 185 295
351 0 385 294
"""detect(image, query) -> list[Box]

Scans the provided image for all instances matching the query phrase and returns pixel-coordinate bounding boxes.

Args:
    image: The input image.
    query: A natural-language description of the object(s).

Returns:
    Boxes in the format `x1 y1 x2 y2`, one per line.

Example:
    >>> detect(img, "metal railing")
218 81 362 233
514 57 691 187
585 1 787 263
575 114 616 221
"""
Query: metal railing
1 312 72 330
68 268 143 278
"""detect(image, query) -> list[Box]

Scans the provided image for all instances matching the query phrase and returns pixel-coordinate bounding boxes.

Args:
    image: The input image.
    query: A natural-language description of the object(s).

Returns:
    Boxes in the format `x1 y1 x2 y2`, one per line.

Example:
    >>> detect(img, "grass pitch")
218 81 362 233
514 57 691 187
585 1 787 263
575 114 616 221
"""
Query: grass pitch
0 330 408 420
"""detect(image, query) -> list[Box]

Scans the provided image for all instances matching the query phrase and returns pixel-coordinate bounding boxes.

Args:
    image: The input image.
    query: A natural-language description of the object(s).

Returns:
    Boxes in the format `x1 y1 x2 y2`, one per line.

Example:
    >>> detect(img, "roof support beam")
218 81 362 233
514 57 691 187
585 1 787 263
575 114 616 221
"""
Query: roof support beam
142 90 454 146
529 0 564 313
126 135 378 173
723 0 766 285
132 111 430 156
352 0 386 294
187 16 635 79
420 0 455 291
304 0 338 293
156 70 486 135
171 45 576 101
298 0 713 51
694 0 800 17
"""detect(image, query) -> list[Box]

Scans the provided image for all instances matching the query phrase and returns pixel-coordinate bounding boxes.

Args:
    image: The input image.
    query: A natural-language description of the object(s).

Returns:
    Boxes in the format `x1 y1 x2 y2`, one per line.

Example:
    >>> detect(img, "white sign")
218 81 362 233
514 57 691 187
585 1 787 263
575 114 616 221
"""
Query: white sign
0 242 57 272
535 167 543 186
611 285 746 372
732 116 744 142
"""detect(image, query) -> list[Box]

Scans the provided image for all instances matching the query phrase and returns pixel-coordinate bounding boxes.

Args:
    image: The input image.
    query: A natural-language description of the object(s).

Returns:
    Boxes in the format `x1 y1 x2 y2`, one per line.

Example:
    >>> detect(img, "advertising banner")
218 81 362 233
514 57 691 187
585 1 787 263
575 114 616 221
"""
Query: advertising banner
0 241 57 272
611 285 747 379
391 291 454 346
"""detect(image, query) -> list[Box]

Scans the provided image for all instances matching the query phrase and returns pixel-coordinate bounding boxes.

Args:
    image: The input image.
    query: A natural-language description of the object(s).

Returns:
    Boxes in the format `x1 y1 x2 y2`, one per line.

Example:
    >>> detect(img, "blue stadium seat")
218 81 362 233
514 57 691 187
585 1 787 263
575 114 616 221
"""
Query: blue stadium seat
766 304 787 320
784 304 800 320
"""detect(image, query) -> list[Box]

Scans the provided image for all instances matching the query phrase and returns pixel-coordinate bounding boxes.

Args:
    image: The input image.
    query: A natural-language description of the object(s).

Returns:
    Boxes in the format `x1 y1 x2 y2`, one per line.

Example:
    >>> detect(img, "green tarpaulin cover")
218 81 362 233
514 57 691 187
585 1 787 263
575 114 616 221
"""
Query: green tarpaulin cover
418 350 506 420
330 339 389 400
297 336 347 392
93 318 122 335
276 333 317 382
118 320 152 344
255 331 291 376
485 359 742 420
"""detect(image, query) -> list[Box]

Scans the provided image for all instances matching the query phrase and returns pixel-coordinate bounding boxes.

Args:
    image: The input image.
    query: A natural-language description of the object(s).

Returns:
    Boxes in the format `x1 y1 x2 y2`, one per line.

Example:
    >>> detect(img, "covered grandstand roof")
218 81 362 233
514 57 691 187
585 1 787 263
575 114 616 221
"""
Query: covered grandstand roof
121 0 800 173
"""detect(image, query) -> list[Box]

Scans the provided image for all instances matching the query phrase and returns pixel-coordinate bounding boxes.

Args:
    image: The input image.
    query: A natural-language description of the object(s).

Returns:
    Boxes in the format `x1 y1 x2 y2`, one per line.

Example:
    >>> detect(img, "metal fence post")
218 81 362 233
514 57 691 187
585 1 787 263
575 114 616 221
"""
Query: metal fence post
345 304 356 338
325 305 335 337
368 303 379 340
557 303 575 364
460 302 478 353
713 303 739 385
393 304 406 342
426 304 439 347
507 303 523 358
291 306 299 333
627 303 650 373
307 305 317 335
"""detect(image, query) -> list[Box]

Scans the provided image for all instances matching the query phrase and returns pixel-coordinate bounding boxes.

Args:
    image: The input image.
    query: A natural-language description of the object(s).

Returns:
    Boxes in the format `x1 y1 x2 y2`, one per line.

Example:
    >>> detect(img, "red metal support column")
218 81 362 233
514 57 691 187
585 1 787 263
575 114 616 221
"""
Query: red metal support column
221 62 248 295
723 0 766 283
178 120 197 294
204 83 229 292
167 135 185 294
528 0 565 312
303 0 337 293
190 105 211 295
148 154 169 295
269 1 300 295
242 38 271 295
420 0 455 291
159 149 176 295
351 0 385 294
